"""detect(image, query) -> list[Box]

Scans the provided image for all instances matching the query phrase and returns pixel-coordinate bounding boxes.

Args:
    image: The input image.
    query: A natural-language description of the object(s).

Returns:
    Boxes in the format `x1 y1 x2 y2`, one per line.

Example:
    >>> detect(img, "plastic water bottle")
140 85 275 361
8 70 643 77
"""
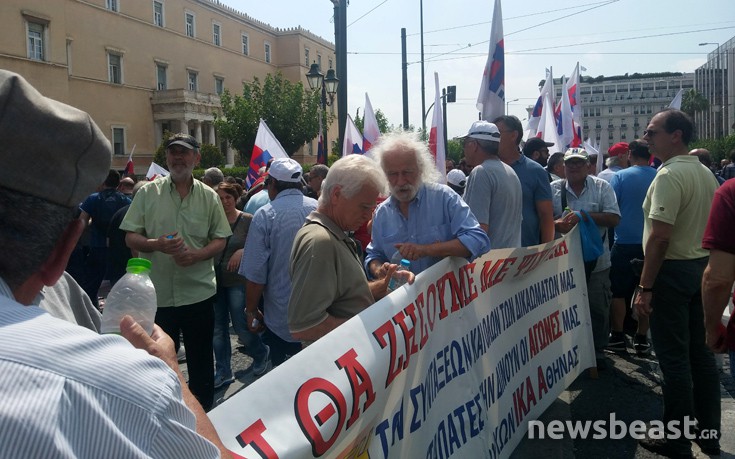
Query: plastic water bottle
388 259 411 291
100 258 157 335
562 206 573 218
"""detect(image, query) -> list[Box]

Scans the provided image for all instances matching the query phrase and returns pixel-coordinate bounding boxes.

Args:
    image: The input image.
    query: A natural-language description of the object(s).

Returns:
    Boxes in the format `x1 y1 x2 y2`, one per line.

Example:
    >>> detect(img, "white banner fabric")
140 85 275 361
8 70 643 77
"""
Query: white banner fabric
209 227 595 459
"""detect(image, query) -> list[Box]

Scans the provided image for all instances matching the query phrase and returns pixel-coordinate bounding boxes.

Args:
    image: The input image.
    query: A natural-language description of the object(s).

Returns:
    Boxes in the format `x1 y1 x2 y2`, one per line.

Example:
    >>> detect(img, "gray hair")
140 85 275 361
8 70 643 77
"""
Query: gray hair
371 130 441 184
605 155 624 168
202 167 224 187
310 164 329 179
0 187 77 290
319 155 387 207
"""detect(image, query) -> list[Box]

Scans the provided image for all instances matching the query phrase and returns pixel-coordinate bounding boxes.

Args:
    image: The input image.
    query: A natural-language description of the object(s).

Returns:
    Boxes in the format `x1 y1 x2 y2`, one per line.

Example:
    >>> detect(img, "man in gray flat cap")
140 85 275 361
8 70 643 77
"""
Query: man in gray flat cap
0 70 228 458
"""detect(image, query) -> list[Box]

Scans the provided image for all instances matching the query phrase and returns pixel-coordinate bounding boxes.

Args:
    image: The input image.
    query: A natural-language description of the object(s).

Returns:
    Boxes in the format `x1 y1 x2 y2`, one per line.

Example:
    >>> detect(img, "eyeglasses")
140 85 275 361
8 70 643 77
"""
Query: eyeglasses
643 129 661 137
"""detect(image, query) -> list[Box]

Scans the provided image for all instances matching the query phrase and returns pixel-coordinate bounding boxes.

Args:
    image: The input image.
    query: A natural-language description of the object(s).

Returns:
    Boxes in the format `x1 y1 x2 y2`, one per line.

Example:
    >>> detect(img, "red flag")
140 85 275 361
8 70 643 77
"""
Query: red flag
247 119 289 187
363 93 380 153
429 72 447 183
476 0 505 121
123 144 135 176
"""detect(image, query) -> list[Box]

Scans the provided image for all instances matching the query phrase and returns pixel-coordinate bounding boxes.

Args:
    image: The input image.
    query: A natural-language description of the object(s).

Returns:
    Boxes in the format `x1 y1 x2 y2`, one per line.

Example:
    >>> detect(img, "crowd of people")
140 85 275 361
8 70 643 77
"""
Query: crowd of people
2 68 733 458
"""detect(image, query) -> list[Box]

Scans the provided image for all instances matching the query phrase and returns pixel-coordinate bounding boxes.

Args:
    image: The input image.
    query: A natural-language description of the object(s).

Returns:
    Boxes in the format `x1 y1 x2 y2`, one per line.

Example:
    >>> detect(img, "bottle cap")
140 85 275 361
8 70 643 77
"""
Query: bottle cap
126 257 152 273
400 259 411 267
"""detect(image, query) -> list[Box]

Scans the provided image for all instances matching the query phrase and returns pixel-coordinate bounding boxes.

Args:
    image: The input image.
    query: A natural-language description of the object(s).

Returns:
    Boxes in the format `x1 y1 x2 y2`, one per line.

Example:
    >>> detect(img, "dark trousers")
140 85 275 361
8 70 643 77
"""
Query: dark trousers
650 258 721 449
156 297 215 411
263 328 301 367
77 247 106 309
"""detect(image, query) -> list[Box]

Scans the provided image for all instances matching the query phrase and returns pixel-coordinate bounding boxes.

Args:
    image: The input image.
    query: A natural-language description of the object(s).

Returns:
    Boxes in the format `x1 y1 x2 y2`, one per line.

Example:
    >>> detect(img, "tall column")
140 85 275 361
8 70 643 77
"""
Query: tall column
227 147 236 167
208 123 215 146
154 121 162 148
181 119 189 135
195 121 202 144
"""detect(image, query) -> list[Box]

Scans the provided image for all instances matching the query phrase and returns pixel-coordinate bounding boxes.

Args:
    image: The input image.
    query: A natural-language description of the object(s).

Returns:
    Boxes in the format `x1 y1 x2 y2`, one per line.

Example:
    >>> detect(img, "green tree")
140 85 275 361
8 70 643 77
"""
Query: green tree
446 138 463 163
215 72 323 163
681 89 709 117
199 144 225 169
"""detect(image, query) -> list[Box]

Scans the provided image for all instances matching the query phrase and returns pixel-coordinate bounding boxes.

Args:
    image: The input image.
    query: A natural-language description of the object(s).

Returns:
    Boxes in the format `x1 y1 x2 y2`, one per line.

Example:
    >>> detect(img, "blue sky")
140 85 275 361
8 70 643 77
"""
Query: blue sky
224 0 735 138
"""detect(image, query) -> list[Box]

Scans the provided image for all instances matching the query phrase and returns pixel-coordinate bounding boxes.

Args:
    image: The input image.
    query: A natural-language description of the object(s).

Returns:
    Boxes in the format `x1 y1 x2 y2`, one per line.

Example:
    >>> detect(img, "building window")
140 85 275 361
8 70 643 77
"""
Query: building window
185 12 195 38
328 57 333 69
241 33 249 55
608 106 613 114
317 54 322 70
621 131 627 140
156 64 167 90
595 108 601 116
264 42 271 64
213 23 221 46
621 106 626 113
305 47 310 67
215 76 224 95
188 71 198 91
107 0 119 12
112 127 125 155
153 1 164 27
108 53 122 84
27 22 45 61
609 132 614 140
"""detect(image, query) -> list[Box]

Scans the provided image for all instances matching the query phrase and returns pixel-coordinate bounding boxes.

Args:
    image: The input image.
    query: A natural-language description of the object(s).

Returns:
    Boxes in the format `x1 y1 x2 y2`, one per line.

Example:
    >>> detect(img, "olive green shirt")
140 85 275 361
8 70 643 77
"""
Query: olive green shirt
642 155 718 260
288 211 374 335
120 176 231 307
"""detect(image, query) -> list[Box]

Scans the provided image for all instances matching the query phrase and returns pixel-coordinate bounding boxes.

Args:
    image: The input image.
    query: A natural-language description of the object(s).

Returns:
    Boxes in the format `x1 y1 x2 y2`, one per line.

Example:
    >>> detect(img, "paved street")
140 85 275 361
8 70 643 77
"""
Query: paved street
512 350 734 459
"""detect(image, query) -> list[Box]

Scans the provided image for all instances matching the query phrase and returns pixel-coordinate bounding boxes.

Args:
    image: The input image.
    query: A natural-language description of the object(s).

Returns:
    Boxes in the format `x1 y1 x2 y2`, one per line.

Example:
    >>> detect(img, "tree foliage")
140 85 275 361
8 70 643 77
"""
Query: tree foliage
215 72 322 163
681 89 709 117
446 138 463 163
690 133 735 164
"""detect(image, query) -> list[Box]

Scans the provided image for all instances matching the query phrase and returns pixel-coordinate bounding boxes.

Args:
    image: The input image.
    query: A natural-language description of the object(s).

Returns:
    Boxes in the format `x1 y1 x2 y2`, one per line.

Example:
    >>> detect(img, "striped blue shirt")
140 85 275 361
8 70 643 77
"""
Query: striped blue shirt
240 189 318 342
0 279 219 458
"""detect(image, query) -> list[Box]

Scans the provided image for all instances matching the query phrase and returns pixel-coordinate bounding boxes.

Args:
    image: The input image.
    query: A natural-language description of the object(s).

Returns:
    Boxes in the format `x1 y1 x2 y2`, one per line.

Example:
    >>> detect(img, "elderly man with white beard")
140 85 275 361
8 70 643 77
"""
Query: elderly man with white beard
365 131 490 280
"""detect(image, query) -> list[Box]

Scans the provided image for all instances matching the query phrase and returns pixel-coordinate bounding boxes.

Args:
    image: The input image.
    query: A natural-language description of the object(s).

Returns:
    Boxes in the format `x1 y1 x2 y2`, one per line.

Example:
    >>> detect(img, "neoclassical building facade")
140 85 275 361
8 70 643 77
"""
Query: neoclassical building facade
0 0 336 174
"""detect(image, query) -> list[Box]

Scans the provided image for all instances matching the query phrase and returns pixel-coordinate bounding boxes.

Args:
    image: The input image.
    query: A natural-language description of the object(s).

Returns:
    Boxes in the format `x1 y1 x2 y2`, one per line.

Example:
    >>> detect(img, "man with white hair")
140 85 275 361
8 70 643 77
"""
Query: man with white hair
365 131 490 279
288 155 406 345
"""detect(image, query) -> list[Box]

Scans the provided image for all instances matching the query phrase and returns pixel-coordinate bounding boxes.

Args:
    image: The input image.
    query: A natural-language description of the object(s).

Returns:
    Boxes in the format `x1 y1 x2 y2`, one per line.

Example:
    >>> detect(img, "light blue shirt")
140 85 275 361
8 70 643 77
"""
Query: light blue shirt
244 189 271 215
240 189 317 342
610 165 657 244
366 182 490 275
0 278 218 458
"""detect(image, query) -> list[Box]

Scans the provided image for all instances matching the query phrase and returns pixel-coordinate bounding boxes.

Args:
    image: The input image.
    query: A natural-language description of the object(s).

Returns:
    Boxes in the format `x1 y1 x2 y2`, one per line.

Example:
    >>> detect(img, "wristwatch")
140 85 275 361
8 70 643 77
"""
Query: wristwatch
637 285 653 293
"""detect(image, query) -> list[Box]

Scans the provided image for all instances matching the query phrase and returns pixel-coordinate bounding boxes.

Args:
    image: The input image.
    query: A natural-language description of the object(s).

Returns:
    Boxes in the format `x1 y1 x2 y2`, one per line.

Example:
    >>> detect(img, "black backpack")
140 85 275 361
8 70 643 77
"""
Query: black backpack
92 189 129 233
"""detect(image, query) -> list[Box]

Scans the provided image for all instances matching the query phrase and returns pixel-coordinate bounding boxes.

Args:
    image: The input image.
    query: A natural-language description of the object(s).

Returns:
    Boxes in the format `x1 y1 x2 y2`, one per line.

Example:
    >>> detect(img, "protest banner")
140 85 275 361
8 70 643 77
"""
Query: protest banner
209 227 595 458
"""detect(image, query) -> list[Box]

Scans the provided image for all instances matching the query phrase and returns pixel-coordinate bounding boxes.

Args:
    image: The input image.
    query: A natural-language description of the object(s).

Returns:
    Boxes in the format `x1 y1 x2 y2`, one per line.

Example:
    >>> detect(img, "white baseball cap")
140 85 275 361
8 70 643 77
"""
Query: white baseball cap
268 158 303 183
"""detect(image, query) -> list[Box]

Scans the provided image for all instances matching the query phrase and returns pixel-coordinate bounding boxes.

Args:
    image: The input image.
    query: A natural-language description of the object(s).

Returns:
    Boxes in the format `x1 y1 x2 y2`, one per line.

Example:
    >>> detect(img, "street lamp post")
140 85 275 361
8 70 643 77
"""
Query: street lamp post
306 62 339 161
700 42 724 138
506 98 519 115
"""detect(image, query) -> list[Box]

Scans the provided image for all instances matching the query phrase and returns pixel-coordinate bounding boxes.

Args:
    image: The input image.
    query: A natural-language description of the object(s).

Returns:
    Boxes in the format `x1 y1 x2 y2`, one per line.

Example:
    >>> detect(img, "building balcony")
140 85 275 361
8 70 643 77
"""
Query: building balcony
151 88 222 120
